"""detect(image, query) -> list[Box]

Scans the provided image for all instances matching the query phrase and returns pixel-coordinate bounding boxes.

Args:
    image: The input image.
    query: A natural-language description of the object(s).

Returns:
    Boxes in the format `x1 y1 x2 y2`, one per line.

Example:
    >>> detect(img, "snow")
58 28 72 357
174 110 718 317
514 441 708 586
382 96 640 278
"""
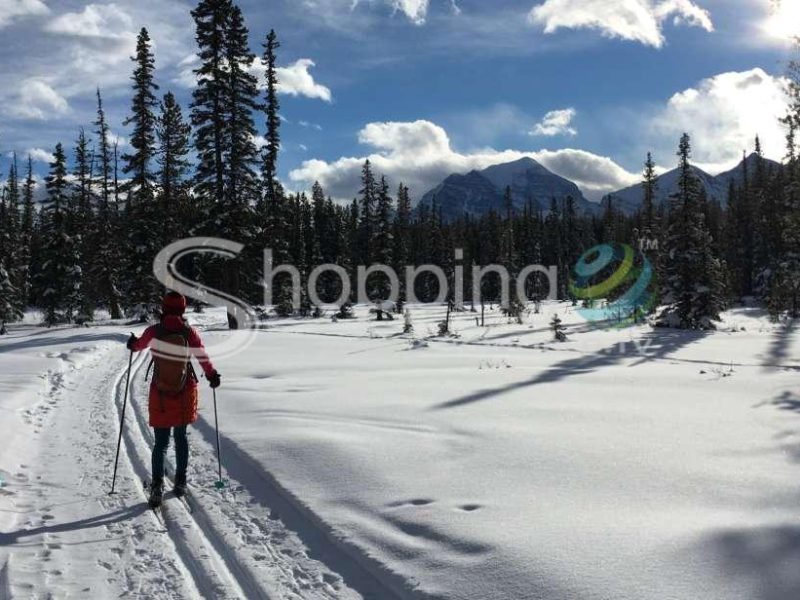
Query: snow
2 303 800 598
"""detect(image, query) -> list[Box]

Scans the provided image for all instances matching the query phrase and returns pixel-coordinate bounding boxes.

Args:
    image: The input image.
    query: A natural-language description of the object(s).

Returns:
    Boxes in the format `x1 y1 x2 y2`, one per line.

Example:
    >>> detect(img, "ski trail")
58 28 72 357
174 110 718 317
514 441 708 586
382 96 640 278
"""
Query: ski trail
112 352 251 599
0 343 203 599
122 348 367 599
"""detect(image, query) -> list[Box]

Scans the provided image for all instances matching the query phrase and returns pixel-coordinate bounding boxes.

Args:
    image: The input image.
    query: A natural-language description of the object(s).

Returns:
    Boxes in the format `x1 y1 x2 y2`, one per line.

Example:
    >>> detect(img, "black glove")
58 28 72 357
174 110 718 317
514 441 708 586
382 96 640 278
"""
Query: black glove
208 370 221 389
126 333 138 351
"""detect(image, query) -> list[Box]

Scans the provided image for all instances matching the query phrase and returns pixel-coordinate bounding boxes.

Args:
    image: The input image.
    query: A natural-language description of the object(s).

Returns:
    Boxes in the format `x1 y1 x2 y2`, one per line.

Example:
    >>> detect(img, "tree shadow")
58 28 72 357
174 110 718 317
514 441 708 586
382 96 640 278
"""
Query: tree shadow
764 319 796 371
0 331 128 355
432 328 709 410
0 504 146 546
692 524 800 600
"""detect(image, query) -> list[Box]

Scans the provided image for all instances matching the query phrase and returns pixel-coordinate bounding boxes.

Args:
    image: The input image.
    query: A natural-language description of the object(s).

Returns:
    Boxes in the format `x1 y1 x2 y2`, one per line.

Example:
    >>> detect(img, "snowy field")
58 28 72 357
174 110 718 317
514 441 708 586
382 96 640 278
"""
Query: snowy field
2 302 800 599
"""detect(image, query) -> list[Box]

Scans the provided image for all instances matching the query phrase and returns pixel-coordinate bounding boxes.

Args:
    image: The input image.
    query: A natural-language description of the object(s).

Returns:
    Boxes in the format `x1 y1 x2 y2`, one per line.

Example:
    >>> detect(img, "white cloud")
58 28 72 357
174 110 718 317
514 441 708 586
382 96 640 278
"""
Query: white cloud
248 58 332 101
275 59 332 102
650 68 788 172
26 147 55 163
289 119 638 202
45 3 134 38
351 0 459 24
5 79 69 120
760 0 800 41
531 108 577 136
173 53 200 88
0 0 49 28
529 0 713 48
299 120 323 131
299 143 309 151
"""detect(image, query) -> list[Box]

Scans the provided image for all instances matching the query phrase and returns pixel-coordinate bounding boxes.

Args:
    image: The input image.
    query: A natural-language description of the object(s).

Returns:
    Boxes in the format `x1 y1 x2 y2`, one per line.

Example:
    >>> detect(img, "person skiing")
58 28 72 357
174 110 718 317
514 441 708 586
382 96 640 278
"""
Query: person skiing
127 291 221 508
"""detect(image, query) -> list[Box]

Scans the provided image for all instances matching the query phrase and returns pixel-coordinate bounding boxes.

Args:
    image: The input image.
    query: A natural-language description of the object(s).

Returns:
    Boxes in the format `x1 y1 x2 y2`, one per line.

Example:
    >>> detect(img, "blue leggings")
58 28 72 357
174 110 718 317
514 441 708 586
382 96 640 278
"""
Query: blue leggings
152 425 188 483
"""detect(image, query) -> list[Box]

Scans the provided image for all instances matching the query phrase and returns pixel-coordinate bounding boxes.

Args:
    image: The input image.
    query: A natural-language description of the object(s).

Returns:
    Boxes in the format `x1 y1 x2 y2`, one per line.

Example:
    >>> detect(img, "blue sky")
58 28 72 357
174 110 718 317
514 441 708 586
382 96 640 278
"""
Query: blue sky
0 0 796 201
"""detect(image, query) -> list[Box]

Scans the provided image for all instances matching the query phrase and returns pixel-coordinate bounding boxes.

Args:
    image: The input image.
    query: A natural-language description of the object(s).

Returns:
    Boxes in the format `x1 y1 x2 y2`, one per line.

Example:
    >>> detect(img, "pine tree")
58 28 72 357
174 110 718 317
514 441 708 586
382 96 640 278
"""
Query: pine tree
20 156 35 305
224 4 260 207
393 183 412 305
157 91 192 242
357 160 377 266
37 144 82 325
260 29 281 213
191 0 231 205
72 129 94 319
94 89 113 209
641 152 658 233
122 27 159 201
93 89 123 318
371 175 394 300
658 134 724 329
0 260 21 327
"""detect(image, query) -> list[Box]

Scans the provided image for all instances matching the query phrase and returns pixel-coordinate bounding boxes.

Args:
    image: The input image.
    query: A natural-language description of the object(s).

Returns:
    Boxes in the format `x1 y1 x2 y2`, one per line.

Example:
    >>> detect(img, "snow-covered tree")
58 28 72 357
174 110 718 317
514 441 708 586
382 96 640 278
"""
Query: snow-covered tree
658 134 724 329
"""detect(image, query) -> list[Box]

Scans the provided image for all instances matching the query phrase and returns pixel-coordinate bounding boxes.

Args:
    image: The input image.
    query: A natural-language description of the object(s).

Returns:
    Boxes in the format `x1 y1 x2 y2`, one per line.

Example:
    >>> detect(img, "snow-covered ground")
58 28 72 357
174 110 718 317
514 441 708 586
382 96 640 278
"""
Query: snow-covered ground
2 303 800 599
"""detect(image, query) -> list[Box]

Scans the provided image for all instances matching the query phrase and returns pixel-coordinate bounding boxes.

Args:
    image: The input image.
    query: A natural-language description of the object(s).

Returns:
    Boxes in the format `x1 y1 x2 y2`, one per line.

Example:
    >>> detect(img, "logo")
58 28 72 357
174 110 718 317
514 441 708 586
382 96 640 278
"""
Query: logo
570 243 657 327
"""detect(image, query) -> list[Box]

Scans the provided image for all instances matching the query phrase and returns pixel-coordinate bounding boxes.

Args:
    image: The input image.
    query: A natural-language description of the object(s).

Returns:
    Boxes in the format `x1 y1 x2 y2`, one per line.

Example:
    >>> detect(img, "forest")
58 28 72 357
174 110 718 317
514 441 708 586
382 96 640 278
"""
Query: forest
0 0 799 331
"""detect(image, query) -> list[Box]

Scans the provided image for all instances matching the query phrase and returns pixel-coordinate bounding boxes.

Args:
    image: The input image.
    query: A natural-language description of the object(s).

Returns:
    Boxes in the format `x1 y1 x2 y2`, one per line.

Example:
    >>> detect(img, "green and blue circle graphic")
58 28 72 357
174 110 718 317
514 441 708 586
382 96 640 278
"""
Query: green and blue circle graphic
570 243 657 327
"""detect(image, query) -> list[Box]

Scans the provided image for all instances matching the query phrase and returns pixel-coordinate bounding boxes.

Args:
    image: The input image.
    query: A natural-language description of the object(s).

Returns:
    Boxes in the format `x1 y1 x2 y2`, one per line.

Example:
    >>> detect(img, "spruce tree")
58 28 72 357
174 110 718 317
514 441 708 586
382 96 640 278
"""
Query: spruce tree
260 29 281 213
38 144 82 325
641 152 658 233
358 160 377 266
658 134 724 329
93 89 123 318
224 4 260 207
191 0 231 205
122 27 159 200
20 156 35 305
157 91 192 242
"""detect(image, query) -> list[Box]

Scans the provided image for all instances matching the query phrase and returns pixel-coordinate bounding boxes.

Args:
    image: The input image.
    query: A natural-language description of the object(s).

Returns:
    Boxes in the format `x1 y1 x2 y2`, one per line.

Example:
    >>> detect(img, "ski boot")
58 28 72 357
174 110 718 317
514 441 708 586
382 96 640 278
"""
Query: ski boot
148 478 164 508
174 473 187 498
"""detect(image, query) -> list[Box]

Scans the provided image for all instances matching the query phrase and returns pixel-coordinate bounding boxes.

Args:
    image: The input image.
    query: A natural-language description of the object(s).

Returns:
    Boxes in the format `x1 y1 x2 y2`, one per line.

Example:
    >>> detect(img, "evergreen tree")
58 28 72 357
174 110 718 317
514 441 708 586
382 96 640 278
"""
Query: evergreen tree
94 89 113 209
20 156 36 305
260 29 281 213
122 27 159 200
191 0 231 205
357 160 377 265
641 152 658 233
72 129 95 318
223 4 260 207
157 91 192 242
37 144 82 325
658 134 724 329
93 89 123 318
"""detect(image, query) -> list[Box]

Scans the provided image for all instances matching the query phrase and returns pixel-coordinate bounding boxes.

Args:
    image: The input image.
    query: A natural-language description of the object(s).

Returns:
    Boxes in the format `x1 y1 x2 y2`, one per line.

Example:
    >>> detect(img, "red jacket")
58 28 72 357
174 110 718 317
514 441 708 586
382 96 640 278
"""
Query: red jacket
131 315 216 428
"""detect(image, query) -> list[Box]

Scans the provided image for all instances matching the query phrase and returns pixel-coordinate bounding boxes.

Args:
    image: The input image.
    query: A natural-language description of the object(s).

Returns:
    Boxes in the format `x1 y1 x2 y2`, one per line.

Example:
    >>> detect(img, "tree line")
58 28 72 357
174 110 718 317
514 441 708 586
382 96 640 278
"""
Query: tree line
1 0 799 331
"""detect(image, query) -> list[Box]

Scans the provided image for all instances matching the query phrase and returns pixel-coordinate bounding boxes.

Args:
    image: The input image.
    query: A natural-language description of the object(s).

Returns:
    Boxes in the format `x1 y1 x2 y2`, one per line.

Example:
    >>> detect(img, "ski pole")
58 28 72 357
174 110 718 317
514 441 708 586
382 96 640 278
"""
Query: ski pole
213 388 225 489
110 348 134 495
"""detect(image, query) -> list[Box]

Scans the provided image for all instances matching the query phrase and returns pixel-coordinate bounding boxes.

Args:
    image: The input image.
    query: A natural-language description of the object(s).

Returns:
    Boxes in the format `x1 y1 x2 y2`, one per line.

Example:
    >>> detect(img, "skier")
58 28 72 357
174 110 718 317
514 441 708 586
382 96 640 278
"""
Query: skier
127 292 221 508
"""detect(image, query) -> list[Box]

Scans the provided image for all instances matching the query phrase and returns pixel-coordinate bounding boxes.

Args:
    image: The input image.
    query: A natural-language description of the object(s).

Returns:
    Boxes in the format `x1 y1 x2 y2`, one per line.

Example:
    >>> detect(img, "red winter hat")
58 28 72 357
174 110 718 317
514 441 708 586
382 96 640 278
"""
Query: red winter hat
162 291 187 315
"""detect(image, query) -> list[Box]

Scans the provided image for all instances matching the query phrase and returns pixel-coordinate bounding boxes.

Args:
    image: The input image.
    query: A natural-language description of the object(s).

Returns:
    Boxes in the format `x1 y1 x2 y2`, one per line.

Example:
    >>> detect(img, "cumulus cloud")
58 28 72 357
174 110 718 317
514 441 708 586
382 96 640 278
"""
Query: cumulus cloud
0 0 49 28
531 108 577 136
5 79 69 120
245 58 332 101
289 119 638 202
529 0 713 48
760 0 800 41
45 3 134 38
26 147 56 163
650 68 788 172
275 59 332 102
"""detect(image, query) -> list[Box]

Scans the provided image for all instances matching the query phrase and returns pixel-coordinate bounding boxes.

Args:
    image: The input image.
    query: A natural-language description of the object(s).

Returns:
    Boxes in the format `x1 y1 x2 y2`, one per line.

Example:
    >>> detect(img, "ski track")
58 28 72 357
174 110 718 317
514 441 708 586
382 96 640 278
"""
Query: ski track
2 340 370 600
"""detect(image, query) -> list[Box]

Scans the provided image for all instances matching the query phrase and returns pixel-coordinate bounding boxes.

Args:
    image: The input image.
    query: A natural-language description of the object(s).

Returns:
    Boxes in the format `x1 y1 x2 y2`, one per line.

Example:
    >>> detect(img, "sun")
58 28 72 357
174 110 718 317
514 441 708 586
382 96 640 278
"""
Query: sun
762 0 800 40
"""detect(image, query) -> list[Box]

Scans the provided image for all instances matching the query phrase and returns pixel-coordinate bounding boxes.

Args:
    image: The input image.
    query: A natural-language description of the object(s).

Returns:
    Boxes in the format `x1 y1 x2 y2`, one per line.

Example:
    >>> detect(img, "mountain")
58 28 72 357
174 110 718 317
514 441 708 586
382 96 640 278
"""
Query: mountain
602 153 780 215
416 157 599 221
